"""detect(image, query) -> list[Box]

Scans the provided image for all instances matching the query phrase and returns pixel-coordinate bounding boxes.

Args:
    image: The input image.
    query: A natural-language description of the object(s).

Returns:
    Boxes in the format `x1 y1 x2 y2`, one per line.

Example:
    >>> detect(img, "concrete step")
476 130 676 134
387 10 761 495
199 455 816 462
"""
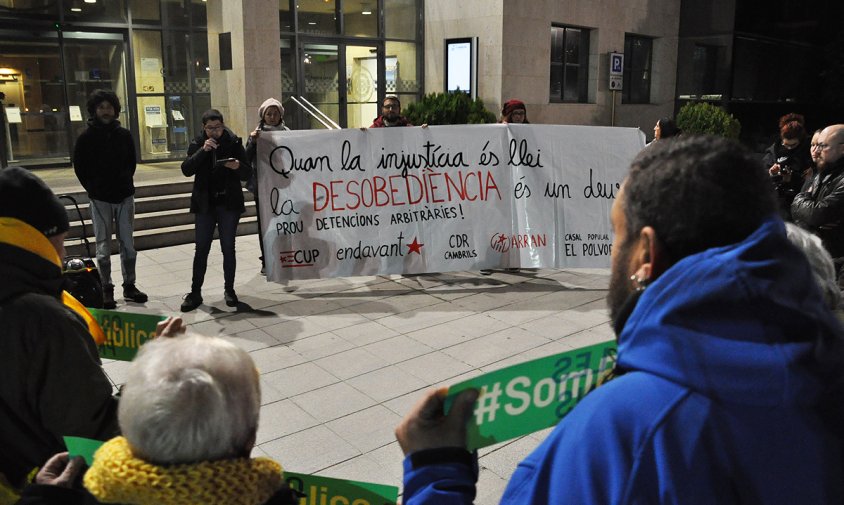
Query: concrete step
65 217 259 257
66 200 257 239
61 178 260 257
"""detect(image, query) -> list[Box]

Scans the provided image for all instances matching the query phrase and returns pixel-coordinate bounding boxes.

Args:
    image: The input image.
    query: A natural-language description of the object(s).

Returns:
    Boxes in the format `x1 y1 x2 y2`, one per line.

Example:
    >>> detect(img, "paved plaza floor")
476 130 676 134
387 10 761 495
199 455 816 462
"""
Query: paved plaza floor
41 165 614 504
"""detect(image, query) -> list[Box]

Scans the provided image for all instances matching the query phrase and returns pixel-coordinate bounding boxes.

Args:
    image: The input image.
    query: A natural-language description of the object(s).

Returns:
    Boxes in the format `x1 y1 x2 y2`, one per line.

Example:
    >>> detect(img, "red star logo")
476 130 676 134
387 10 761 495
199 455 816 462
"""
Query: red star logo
407 237 424 255
496 234 508 245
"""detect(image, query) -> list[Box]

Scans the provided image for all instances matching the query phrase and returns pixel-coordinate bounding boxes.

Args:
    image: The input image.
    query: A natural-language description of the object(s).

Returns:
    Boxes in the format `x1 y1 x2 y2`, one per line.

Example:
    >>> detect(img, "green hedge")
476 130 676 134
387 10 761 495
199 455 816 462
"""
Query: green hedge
676 102 741 139
404 91 497 125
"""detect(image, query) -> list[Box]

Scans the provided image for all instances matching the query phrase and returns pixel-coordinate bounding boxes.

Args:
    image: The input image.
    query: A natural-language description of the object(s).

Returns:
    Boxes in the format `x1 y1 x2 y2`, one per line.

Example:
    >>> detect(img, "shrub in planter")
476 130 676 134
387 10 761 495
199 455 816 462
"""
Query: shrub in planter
676 102 741 139
404 91 497 125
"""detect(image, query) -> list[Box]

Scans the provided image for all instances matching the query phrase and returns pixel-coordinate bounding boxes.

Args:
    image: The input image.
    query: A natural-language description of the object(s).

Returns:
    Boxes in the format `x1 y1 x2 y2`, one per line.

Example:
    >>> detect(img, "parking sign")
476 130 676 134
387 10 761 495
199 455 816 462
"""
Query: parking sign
609 52 624 90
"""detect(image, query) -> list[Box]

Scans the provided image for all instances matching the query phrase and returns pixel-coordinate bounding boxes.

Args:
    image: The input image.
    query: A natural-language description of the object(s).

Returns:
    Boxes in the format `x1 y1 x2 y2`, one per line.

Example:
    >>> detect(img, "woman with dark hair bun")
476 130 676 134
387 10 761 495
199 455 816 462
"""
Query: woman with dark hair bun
763 113 812 220
653 117 680 140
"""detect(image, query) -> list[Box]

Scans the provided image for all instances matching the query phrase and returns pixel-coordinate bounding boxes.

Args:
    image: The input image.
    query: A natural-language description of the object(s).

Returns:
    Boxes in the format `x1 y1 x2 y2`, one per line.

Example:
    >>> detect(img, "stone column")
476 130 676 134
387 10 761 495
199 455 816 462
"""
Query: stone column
206 0 281 137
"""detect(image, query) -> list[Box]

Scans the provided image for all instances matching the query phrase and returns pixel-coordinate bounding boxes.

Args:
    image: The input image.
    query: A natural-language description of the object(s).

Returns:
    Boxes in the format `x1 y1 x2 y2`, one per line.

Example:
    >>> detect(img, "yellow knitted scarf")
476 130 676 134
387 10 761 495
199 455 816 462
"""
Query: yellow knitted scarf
84 437 284 505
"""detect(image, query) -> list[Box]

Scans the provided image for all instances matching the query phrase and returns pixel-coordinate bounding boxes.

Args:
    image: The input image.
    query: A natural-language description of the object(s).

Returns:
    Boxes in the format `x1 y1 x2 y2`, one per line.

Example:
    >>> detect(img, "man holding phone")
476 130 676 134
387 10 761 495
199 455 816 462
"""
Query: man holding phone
180 109 252 312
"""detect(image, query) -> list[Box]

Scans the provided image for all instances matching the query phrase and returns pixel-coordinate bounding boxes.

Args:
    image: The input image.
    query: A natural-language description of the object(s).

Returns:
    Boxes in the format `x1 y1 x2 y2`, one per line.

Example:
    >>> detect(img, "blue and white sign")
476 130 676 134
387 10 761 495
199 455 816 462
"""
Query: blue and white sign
609 52 624 90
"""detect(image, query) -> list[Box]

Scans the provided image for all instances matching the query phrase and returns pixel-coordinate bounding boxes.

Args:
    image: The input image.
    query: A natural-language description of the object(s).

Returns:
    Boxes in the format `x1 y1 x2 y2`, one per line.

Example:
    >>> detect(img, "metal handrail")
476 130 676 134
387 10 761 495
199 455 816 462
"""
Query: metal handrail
288 96 334 129
295 95 341 130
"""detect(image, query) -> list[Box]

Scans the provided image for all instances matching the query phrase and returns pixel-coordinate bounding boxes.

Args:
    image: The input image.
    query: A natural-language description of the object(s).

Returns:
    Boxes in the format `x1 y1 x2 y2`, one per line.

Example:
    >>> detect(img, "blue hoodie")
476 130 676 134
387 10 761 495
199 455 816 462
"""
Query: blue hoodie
402 217 844 504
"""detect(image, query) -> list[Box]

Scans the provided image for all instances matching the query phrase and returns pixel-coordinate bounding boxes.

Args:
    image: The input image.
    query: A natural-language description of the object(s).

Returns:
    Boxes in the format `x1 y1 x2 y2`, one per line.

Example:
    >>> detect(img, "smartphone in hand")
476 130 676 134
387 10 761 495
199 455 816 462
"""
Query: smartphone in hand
215 157 237 168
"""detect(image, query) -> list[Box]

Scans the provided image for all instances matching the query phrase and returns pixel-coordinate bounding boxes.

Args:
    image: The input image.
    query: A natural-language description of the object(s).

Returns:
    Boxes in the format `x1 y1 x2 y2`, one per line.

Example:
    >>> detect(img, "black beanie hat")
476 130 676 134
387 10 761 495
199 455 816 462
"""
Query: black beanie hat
0 167 69 237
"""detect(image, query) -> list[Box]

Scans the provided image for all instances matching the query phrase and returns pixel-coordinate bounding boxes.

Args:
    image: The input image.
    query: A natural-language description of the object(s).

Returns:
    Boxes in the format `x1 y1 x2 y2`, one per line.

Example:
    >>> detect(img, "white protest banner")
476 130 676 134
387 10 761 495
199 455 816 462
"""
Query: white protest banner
256 124 645 281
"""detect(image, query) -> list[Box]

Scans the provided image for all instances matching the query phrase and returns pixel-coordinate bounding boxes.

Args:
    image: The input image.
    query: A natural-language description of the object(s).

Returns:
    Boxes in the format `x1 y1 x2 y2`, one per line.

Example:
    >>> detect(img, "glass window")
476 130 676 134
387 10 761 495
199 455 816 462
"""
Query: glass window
133 30 164 94
0 0 57 21
385 0 417 39
279 0 293 32
163 31 190 93
192 93 211 131
166 94 191 155
190 0 206 28
281 38 296 96
343 0 377 37
0 35 67 162
386 41 419 93
550 25 589 103
64 0 127 23
129 0 160 22
161 0 190 28
298 0 338 35
191 32 210 91
623 34 652 104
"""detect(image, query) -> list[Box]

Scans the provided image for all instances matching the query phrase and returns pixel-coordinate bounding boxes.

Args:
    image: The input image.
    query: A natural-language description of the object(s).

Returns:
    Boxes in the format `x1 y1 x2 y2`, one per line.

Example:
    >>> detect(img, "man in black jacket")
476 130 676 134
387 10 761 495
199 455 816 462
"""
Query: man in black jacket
0 167 119 494
792 123 844 289
73 89 147 308
180 109 252 311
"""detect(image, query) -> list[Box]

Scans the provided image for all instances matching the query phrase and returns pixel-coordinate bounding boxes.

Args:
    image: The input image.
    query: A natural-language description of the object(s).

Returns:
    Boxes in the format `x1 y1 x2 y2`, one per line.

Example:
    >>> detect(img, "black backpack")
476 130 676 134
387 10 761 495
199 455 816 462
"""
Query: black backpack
59 194 103 309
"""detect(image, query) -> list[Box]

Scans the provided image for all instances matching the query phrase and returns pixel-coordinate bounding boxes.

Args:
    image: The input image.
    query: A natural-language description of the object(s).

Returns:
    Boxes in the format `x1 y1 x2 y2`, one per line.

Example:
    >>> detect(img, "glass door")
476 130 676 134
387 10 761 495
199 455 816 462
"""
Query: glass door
301 42 340 129
61 32 129 154
345 44 379 128
0 30 66 164
298 40 382 129
0 29 128 166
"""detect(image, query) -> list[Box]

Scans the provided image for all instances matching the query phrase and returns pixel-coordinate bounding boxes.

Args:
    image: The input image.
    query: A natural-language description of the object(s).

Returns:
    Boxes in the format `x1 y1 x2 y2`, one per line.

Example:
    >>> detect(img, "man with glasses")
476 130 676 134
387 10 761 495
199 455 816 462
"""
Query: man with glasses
370 95 412 128
792 124 844 289
180 109 251 312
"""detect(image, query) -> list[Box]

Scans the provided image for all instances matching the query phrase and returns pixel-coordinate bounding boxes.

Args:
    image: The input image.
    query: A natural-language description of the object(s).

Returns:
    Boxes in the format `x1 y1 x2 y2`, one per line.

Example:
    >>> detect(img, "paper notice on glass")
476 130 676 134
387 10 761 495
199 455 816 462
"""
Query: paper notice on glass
172 110 184 121
141 57 160 74
144 105 163 127
69 106 83 121
6 107 22 123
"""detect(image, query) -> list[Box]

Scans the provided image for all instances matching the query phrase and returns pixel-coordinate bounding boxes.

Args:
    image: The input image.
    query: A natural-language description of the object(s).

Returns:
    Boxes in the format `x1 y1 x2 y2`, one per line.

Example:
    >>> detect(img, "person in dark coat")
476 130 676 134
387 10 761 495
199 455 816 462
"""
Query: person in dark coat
764 113 812 220
792 123 844 289
180 109 252 312
0 167 118 498
73 89 147 308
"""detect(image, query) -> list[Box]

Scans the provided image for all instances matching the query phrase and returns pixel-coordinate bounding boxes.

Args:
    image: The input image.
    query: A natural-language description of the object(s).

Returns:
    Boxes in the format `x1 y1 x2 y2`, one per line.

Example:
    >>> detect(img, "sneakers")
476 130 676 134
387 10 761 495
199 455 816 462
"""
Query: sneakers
224 289 238 307
103 285 117 309
181 291 203 312
123 284 148 303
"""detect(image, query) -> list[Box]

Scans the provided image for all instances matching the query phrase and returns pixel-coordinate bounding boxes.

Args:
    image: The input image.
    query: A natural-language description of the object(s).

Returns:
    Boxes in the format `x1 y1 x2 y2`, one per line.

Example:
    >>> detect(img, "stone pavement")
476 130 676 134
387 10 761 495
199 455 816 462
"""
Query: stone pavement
40 165 613 505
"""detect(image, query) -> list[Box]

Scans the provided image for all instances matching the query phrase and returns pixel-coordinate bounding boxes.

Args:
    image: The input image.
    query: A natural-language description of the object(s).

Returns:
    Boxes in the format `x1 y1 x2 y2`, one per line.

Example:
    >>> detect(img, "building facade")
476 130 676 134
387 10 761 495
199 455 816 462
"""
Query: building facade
0 0 424 167
425 0 681 133
0 0 839 167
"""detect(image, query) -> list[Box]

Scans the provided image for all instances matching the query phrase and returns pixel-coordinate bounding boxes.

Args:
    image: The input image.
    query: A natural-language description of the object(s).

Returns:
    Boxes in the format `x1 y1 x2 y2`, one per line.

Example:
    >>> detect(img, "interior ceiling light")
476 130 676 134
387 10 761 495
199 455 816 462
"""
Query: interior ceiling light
71 7 82 11
84 0 96 3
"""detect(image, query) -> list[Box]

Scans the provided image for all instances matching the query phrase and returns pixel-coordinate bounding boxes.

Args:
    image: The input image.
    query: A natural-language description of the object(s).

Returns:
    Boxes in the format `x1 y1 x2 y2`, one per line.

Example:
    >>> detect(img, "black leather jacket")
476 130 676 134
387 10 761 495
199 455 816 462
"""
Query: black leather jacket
791 158 844 258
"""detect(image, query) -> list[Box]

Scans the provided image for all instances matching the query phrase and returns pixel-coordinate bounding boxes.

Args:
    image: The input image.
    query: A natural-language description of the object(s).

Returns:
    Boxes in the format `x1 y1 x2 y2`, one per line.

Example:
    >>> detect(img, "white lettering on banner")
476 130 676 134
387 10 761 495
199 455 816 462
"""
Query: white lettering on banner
255 124 645 281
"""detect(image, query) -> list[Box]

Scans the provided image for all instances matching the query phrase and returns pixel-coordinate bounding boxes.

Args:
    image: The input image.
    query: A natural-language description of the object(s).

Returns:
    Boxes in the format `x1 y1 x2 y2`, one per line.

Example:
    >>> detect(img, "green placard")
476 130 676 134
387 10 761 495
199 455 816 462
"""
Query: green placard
446 340 617 450
89 308 167 361
63 436 104 466
284 472 398 505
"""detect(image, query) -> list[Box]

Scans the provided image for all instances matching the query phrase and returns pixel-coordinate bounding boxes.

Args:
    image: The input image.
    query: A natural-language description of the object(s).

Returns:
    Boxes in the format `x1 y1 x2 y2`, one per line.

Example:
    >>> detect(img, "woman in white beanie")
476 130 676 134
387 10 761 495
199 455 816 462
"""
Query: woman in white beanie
244 98 289 274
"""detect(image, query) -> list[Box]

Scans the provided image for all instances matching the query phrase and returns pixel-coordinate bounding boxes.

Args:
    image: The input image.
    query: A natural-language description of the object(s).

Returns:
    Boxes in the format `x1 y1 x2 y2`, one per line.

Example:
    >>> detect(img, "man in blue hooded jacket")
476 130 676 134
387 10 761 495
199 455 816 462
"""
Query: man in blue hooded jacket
395 135 844 504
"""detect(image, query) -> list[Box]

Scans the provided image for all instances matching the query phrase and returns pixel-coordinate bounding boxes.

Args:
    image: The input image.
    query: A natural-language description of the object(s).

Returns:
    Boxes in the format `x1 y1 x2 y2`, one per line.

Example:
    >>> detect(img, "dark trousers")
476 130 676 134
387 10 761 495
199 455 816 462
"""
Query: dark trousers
191 205 240 293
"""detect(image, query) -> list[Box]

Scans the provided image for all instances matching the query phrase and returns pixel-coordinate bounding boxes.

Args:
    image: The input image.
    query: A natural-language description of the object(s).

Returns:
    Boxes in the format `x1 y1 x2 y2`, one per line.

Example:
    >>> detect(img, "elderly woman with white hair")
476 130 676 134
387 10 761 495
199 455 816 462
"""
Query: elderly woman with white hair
785 223 842 311
18 332 300 505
